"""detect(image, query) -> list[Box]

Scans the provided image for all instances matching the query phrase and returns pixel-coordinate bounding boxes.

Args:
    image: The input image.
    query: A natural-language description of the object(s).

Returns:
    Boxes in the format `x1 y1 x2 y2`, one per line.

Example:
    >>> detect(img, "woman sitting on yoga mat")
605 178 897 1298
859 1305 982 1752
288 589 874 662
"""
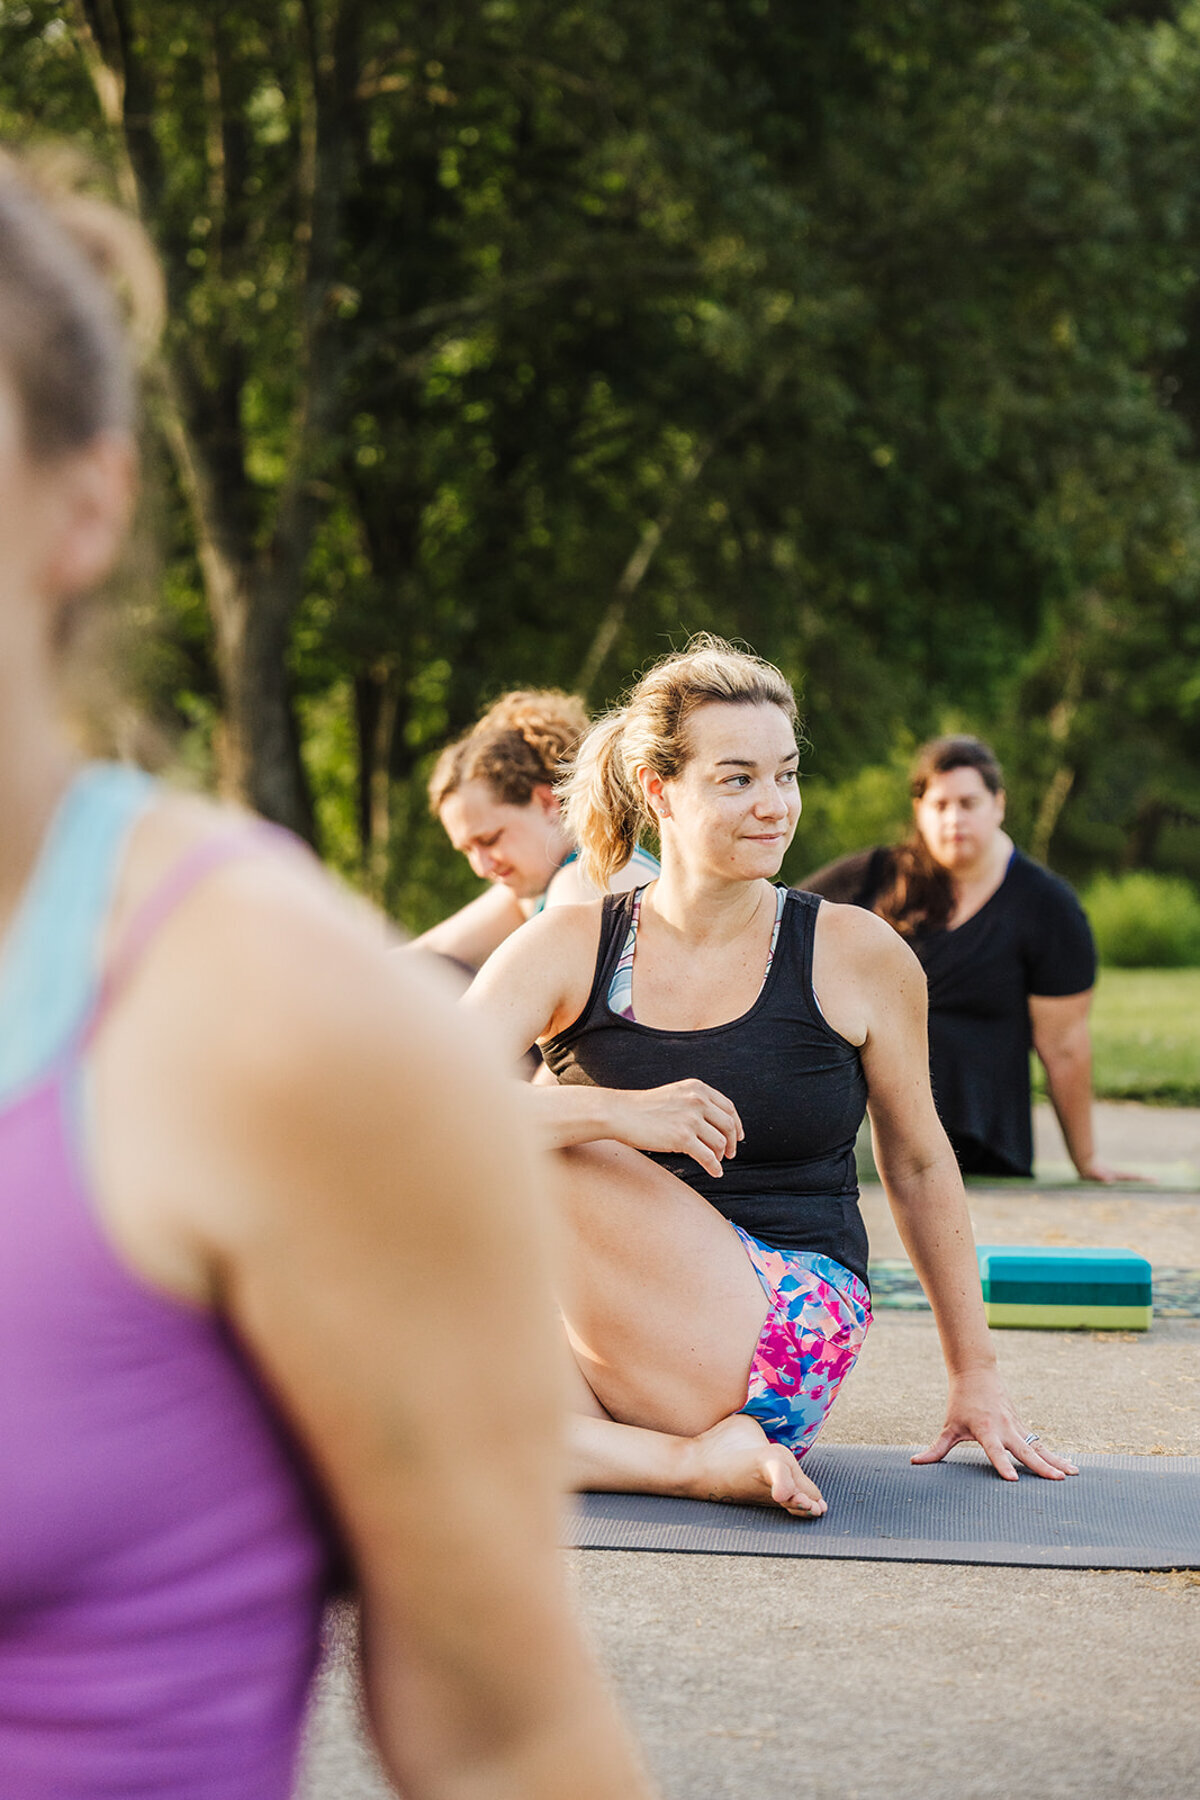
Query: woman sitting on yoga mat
467 640 1077 1518
801 735 1131 1184
0 152 652 1800
416 689 658 972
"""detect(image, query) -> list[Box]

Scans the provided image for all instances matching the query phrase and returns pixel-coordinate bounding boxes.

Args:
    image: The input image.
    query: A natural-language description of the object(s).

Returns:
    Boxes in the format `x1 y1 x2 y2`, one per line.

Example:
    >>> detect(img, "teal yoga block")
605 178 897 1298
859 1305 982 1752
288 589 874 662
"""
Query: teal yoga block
976 1245 1153 1331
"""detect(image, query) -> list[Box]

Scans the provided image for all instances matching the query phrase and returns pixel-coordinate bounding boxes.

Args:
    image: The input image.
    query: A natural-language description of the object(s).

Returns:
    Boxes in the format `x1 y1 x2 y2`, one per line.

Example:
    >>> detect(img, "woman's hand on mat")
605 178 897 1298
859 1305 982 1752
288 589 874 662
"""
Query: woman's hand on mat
912 1368 1079 1482
607 1080 744 1178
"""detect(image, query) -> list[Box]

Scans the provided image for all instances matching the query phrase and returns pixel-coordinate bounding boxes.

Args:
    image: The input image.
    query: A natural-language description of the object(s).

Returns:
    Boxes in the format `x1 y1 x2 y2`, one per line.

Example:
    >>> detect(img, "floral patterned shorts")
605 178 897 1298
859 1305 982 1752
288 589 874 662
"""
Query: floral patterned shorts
732 1224 872 1458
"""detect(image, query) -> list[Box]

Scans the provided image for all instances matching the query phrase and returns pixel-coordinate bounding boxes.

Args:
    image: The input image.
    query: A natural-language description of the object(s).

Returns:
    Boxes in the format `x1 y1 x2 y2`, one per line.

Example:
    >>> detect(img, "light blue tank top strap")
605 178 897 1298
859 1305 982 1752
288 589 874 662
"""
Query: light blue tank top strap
533 848 579 914
0 763 155 1104
625 843 661 882
533 842 660 915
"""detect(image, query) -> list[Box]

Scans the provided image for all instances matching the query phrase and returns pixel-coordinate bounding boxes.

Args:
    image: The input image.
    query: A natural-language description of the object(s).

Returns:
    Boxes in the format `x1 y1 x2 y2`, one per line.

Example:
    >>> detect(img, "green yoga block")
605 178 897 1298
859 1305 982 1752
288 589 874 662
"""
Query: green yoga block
976 1245 1153 1331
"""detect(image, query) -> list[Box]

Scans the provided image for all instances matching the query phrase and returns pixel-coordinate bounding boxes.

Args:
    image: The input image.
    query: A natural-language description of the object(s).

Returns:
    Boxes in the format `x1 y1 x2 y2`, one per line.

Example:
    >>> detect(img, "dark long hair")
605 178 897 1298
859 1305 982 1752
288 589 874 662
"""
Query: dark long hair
874 735 1005 936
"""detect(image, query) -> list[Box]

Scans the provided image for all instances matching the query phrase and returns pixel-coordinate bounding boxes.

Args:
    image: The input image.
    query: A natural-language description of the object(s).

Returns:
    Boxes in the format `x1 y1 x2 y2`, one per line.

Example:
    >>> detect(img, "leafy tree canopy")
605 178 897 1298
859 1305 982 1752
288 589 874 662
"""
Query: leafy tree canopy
2 0 1200 920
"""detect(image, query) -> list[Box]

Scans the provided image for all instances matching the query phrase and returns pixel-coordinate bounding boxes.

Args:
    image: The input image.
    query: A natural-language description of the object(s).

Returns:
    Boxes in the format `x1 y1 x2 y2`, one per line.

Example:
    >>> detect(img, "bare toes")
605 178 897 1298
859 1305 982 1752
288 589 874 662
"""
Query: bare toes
765 1448 825 1516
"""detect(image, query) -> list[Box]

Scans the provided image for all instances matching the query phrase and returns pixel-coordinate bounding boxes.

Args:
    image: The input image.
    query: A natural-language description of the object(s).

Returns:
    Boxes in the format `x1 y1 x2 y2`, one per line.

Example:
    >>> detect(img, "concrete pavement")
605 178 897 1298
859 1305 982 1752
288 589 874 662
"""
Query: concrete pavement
294 1103 1200 1800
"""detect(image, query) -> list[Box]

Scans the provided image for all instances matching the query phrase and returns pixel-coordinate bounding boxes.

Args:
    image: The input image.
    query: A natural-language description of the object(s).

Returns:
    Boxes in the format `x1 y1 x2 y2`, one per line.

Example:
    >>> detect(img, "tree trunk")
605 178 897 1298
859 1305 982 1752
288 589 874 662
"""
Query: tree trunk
1122 797 1168 870
354 662 400 897
150 357 316 835
1030 764 1075 866
74 0 360 841
1029 625 1086 866
575 385 776 699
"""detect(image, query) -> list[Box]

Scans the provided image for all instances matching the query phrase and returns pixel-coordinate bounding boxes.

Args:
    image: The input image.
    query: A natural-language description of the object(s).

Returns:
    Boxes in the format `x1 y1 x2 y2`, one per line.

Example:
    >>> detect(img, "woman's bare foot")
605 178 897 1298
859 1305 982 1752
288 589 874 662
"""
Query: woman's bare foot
681 1413 826 1517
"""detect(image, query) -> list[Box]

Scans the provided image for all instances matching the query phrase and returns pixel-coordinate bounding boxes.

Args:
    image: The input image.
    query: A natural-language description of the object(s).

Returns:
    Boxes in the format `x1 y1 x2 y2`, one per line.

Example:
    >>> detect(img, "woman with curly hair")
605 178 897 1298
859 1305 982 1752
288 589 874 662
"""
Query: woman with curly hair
417 688 658 971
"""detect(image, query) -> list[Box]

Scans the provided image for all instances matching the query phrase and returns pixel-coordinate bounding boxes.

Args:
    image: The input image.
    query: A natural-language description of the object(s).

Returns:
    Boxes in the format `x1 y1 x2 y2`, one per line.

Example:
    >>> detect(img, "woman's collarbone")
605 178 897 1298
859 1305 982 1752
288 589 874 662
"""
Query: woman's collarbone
625 951 768 1033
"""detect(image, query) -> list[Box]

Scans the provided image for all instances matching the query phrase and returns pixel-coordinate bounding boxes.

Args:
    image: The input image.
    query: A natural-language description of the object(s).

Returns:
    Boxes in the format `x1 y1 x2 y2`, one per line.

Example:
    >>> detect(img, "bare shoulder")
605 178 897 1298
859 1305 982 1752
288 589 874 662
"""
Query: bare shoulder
542 857 598 908
810 896 925 1045
155 828 453 1073
471 893 604 989
91 791 524 1296
105 791 496 1155
811 893 915 968
532 894 607 947
465 895 607 1048
108 787 383 947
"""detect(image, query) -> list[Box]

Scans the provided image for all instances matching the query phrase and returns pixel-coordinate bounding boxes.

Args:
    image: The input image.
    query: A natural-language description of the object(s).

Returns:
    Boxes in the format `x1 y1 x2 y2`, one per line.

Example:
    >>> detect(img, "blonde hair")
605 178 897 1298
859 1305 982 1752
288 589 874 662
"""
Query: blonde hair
560 636 799 887
429 689 590 813
0 146 163 459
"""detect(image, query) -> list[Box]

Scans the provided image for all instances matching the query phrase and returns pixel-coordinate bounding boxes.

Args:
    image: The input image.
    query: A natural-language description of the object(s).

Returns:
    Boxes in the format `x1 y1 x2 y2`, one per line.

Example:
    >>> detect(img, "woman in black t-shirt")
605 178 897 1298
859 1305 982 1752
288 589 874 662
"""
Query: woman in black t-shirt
803 735 1127 1182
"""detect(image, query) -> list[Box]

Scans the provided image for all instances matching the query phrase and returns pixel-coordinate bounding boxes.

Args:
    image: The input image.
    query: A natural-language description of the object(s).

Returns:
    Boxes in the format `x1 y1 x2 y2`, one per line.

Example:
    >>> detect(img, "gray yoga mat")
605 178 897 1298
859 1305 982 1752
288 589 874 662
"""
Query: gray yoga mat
566 1445 1200 1569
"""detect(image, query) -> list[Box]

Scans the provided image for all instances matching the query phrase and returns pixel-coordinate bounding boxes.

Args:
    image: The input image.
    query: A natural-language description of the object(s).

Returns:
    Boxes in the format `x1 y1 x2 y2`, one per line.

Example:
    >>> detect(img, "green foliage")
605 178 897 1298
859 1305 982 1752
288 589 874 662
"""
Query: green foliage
296 682 361 881
789 754 913 882
3 2 1200 917
1084 870 1200 966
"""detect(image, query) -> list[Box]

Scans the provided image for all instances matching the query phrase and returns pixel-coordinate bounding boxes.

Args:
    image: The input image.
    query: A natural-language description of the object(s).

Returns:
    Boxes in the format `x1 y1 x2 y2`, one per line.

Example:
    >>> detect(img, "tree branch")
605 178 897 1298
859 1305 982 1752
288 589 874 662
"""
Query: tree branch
576 382 780 697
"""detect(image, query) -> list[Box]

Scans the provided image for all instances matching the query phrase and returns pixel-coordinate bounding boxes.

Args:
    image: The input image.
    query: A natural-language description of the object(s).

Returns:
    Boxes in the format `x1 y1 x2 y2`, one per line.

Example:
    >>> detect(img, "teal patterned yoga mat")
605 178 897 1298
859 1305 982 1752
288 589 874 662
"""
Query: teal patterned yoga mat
869 1260 1200 1317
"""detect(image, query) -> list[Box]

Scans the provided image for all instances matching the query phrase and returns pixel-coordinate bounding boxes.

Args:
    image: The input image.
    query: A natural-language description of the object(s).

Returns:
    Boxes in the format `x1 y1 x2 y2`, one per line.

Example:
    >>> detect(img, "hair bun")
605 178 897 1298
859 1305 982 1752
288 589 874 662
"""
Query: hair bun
428 690 591 813
478 690 589 763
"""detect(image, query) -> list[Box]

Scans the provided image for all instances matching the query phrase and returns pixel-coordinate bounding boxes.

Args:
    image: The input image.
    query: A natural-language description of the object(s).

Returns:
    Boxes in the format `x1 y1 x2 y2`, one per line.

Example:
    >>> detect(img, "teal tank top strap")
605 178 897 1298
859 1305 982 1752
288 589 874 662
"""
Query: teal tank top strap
533 848 579 916
0 762 155 1104
534 842 660 915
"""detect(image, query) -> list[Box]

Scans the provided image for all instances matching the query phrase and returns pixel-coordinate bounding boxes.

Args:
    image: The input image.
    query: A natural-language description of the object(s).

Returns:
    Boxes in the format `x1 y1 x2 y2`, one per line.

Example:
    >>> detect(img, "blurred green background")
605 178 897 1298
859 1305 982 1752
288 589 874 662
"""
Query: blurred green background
1084 969 1200 1105
8 1 1200 974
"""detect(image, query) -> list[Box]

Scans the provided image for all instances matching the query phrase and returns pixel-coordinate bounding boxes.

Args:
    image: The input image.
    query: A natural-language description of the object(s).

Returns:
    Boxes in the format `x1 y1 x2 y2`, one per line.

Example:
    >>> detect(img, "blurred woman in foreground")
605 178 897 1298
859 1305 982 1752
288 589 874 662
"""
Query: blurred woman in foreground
802 735 1128 1182
467 642 1075 1520
0 152 653 1800
417 689 658 972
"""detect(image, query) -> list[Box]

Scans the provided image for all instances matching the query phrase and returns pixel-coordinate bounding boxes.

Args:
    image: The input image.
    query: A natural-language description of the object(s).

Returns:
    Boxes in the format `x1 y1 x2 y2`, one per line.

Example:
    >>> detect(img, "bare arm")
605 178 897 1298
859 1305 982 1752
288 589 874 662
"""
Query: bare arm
1030 989 1134 1183
411 881 529 970
465 908 744 1179
541 858 599 908
816 905 1076 1481
854 925 999 1377
542 851 650 909
106 860 654 1800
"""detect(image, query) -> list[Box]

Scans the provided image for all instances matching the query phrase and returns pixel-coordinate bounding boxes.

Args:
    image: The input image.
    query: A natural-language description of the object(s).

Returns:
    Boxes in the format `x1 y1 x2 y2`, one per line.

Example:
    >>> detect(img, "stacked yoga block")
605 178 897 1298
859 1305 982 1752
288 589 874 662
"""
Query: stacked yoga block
977 1245 1153 1330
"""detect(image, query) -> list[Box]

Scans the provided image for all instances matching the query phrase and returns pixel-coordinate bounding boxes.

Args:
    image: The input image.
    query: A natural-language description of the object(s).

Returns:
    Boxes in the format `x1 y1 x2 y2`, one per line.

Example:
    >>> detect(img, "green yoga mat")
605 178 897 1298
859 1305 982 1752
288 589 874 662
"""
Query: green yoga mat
566 1445 1200 1570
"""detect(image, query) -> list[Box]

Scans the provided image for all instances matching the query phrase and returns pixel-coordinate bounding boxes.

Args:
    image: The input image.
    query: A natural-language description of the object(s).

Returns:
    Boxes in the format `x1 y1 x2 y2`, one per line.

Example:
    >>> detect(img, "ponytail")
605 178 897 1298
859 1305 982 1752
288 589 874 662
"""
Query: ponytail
558 710 650 889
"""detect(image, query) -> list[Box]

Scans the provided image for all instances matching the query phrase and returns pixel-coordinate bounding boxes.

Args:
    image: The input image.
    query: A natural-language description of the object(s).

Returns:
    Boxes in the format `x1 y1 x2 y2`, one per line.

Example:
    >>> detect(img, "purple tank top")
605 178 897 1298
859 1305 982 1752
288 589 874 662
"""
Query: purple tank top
0 822 330 1797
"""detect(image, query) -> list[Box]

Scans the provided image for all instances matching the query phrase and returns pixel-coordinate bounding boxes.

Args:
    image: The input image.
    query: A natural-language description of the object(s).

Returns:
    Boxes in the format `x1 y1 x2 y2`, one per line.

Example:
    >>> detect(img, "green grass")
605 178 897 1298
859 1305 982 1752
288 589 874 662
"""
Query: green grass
1035 968 1200 1106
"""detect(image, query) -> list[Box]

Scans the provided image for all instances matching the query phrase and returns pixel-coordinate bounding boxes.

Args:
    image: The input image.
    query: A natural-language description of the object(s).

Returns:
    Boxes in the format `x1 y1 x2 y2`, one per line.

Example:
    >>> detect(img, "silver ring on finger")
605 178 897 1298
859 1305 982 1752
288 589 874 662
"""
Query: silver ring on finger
1024 1432 1041 1446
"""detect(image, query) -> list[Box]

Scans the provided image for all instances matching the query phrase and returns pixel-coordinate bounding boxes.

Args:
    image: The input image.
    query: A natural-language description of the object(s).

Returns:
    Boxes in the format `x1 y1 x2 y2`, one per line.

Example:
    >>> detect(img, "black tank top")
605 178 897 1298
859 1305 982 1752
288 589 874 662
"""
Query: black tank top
542 886 870 1285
